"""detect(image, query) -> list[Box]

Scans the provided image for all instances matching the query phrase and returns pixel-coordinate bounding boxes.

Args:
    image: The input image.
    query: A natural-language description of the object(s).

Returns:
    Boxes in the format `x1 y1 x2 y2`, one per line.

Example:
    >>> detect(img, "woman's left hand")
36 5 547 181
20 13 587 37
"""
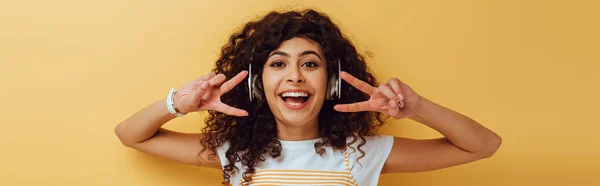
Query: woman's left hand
334 71 422 119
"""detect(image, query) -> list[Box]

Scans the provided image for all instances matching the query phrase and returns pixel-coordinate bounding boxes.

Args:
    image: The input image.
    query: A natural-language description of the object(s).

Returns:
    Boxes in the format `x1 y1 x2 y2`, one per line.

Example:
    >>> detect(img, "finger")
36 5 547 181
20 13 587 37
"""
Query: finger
340 71 377 96
192 72 216 85
187 72 216 89
388 78 404 100
334 101 372 112
219 71 248 94
207 74 227 87
213 103 249 117
194 80 210 100
387 99 400 116
201 71 216 80
379 83 401 101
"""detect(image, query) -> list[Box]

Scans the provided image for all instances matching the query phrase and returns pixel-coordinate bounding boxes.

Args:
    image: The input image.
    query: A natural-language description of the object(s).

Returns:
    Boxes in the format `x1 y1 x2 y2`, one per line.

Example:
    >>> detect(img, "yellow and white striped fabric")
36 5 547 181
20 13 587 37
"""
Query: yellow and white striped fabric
240 151 357 186
243 169 355 185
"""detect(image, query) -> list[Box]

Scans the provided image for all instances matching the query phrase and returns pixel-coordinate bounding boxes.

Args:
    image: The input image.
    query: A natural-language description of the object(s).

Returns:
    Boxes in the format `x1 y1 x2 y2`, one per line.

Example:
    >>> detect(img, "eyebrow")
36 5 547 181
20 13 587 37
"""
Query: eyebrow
268 50 323 61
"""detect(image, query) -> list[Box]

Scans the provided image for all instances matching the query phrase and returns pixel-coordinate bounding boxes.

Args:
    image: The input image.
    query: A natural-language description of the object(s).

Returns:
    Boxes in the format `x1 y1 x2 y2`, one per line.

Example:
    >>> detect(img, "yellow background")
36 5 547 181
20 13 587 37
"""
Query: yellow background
1 0 598 185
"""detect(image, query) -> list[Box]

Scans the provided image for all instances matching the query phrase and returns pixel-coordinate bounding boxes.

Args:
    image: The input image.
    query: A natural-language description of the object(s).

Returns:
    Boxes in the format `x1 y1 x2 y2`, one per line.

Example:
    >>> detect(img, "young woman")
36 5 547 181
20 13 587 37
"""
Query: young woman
115 9 502 186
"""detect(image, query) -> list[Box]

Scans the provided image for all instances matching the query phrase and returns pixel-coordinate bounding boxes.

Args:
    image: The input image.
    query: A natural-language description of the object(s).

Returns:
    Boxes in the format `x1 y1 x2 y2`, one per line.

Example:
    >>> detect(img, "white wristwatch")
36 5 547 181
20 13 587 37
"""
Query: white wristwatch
166 88 185 117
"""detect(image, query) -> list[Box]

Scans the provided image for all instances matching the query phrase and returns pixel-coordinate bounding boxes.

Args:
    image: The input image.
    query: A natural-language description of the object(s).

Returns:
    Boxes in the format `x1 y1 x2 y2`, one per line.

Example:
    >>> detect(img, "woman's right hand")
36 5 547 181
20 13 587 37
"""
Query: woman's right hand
173 71 249 116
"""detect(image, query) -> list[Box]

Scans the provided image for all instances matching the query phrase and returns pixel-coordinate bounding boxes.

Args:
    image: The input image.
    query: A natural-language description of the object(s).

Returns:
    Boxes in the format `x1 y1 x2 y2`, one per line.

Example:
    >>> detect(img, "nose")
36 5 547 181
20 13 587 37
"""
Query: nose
286 66 304 83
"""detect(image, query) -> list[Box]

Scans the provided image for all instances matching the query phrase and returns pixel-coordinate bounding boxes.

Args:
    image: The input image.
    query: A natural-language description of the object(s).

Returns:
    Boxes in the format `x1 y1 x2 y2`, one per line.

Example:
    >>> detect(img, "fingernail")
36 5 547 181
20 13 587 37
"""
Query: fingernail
398 100 404 108
398 94 404 101
201 81 208 89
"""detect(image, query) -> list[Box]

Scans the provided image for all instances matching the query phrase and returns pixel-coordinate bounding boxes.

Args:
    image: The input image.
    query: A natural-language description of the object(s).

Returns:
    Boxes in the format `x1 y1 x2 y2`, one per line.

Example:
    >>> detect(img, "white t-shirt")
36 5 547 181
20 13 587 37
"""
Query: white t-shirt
216 135 394 186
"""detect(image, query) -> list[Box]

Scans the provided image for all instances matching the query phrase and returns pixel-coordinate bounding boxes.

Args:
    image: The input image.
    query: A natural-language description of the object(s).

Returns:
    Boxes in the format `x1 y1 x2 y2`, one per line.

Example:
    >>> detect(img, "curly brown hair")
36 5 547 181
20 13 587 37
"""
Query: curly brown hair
199 9 385 185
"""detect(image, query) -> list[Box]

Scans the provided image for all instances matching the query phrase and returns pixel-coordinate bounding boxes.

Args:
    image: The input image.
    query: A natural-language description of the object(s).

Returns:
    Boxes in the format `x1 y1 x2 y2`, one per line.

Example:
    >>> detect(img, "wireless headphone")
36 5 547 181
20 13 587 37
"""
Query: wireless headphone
247 56 341 101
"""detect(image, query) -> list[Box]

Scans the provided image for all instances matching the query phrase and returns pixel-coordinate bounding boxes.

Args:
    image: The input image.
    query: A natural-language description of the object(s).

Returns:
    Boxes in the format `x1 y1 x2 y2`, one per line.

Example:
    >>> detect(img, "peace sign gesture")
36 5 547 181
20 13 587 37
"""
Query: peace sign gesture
333 72 422 119
174 71 249 117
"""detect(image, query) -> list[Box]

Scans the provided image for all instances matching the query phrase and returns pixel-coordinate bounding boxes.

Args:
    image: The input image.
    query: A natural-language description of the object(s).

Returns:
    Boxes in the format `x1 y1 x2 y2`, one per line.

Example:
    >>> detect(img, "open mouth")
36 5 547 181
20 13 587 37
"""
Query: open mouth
279 91 311 108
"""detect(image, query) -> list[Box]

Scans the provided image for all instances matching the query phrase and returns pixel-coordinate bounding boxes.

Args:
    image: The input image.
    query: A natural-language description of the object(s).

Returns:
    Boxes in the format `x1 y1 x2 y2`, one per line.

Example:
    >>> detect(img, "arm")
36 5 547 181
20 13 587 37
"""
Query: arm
333 72 502 174
114 71 249 169
114 98 220 169
382 96 502 173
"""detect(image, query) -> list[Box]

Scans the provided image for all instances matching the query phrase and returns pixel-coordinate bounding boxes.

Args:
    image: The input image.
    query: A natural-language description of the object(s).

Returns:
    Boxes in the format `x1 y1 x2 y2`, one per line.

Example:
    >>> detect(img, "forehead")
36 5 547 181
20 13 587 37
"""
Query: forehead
271 37 324 55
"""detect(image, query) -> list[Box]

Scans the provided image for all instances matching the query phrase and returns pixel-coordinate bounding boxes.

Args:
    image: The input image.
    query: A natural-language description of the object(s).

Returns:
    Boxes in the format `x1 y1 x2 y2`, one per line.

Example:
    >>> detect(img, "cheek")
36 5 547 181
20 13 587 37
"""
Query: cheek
261 72 278 97
312 71 329 94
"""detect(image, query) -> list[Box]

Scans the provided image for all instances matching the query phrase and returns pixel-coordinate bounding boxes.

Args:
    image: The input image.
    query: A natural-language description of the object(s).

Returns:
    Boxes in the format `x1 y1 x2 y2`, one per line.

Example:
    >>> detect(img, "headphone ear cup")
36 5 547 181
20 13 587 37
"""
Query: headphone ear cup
251 74 260 101
325 76 334 100
248 64 253 101
336 59 341 99
248 63 261 102
326 59 342 100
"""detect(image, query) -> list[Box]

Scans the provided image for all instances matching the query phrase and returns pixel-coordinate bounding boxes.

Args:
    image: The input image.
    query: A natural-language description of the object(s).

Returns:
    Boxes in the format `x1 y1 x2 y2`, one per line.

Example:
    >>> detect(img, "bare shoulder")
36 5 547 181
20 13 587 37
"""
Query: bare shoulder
123 128 222 169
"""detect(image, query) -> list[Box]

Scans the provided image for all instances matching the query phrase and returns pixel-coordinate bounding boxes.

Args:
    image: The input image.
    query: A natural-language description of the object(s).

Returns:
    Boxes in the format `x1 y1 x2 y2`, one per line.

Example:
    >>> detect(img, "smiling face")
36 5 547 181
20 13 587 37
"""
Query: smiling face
262 37 328 127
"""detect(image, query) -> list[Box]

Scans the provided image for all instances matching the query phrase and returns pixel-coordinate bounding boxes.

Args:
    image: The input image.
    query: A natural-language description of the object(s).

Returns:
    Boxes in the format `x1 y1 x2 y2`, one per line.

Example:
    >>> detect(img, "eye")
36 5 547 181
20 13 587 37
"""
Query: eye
270 61 285 67
302 61 319 68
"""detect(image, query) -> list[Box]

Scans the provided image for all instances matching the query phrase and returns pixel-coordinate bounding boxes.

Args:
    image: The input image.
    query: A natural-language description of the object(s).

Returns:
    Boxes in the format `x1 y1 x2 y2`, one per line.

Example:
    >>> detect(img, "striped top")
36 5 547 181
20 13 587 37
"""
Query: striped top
217 135 394 186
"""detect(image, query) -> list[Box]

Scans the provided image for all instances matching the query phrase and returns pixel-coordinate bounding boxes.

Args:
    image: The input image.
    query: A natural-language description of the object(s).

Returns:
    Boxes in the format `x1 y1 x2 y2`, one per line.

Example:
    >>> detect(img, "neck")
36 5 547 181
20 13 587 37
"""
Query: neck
275 116 320 141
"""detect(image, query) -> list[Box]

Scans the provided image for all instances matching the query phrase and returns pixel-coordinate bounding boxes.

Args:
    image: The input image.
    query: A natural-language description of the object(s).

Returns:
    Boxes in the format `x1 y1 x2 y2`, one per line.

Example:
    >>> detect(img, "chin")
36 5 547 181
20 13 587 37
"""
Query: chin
278 113 317 125
270 104 322 126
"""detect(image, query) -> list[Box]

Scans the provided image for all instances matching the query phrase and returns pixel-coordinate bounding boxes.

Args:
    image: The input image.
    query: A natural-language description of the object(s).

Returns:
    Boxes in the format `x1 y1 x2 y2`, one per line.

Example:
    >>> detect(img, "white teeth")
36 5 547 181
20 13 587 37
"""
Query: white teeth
281 92 309 97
